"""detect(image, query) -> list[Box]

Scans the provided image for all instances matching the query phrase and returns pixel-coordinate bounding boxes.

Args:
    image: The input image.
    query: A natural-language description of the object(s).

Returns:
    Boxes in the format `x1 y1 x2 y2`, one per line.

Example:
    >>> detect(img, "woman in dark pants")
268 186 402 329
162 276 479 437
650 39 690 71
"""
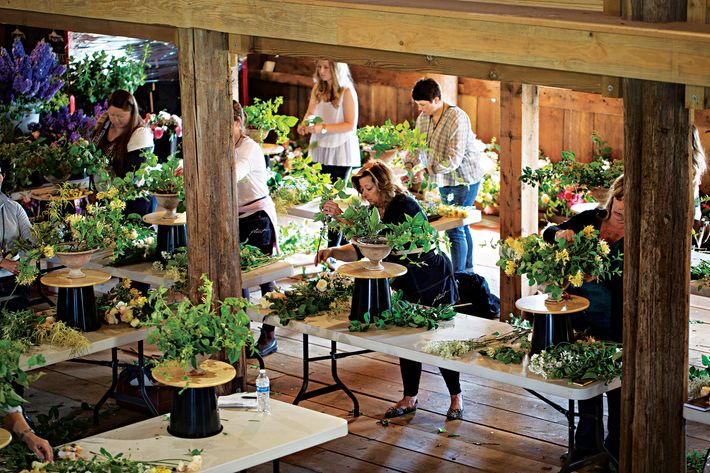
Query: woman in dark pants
542 175 624 461
315 161 464 420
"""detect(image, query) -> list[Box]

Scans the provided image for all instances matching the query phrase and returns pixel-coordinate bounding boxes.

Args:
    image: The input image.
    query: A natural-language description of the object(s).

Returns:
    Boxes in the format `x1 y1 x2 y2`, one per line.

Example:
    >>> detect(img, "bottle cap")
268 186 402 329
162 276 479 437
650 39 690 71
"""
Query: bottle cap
259 369 266 374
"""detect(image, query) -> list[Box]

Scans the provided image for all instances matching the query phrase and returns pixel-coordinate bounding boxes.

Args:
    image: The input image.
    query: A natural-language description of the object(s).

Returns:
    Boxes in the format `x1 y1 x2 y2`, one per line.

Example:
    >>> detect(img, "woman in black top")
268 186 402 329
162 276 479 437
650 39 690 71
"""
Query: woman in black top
542 174 624 461
316 161 464 420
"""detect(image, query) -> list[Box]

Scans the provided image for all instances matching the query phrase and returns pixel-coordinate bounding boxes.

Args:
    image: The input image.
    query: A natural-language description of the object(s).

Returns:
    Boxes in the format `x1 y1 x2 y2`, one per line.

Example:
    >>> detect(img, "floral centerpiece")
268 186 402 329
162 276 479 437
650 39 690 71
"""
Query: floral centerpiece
356 119 428 163
244 96 298 144
528 339 622 384
16 184 127 284
0 39 66 116
143 275 254 375
496 227 616 301
114 152 184 217
98 279 150 328
144 110 183 140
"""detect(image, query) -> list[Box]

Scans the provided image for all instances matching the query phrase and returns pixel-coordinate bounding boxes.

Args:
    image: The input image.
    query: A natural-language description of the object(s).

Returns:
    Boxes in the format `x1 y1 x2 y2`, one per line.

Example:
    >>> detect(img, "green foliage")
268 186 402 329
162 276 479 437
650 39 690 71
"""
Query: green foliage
349 290 456 332
356 119 428 158
134 152 184 195
690 354 710 381
152 247 188 292
240 242 280 272
244 97 299 144
496 229 619 301
528 339 622 384
269 153 331 213
337 200 386 242
63 44 150 112
263 273 353 326
144 275 254 372
479 345 526 364
687 449 709 473
386 212 442 262
0 340 45 414
278 221 320 255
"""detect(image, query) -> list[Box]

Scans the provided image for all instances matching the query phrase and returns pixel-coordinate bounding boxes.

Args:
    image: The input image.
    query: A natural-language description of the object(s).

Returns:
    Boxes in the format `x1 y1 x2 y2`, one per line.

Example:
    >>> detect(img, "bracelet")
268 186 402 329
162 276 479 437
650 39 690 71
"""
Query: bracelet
17 428 34 440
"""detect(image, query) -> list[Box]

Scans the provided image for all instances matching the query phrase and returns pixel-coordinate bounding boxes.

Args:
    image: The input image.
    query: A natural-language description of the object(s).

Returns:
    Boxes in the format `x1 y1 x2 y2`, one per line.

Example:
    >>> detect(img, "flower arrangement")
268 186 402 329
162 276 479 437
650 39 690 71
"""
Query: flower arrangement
143 275 254 373
39 138 109 179
152 247 188 292
496 227 616 301
528 339 622 384
520 156 591 221
135 152 184 194
356 119 428 161
29 106 96 144
348 290 456 332
112 223 157 265
0 339 45 415
16 184 127 285
144 110 183 140
268 153 331 213
63 44 150 112
262 272 353 326
0 308 90 356
97 279 150 327
244 96 299 144
0 39 66 115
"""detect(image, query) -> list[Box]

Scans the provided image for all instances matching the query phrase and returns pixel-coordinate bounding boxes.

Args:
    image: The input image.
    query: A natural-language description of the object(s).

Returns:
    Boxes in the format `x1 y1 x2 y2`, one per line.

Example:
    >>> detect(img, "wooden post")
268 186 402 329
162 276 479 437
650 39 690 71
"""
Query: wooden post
621 4 690 472
178 28 244 392
498 82 539 320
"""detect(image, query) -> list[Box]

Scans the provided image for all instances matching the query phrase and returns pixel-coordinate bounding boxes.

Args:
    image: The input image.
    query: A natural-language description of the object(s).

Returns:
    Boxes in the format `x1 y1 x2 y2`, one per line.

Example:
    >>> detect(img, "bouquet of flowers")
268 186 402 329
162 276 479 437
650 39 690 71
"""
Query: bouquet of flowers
29 106 96 144
144 110 182 140
0 39 66 114
496 227 616 301
98 279 150 327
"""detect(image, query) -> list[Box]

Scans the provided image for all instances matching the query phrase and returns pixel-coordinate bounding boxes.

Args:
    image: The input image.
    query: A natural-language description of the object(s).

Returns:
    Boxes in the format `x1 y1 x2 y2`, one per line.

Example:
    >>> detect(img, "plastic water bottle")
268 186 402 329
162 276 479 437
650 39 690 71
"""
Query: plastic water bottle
256 369 270 414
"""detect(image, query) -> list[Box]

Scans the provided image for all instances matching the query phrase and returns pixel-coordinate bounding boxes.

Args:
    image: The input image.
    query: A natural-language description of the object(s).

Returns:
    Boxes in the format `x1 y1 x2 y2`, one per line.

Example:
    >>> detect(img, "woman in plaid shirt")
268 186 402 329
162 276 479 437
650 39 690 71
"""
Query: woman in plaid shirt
407 78 487 273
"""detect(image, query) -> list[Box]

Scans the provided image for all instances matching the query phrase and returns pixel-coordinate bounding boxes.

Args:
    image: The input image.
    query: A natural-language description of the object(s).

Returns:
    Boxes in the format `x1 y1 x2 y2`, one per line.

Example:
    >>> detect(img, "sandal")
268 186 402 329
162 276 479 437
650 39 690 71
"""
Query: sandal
446 406 464 420
384 400 418 418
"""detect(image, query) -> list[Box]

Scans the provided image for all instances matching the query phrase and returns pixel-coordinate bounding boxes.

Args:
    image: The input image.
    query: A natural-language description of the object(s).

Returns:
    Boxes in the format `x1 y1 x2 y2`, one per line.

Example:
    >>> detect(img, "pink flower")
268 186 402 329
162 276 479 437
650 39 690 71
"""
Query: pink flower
483 205 494 215
175 125 182 138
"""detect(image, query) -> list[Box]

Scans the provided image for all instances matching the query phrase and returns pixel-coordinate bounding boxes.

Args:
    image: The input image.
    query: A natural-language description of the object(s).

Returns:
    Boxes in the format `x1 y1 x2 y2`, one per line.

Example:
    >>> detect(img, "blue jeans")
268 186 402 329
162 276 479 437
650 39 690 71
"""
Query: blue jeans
439 183 480 273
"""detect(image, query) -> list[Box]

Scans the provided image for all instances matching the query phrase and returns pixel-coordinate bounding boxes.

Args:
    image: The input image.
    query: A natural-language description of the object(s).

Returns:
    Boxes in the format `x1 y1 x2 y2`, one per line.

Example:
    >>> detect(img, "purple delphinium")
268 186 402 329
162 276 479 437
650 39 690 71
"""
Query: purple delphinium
29 106 96 143
0 38 65 111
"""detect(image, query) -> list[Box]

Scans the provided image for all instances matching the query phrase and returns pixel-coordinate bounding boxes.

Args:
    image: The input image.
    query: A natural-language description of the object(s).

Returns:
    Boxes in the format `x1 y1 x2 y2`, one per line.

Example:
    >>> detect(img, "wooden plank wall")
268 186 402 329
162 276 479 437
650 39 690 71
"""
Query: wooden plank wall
248 54 710 171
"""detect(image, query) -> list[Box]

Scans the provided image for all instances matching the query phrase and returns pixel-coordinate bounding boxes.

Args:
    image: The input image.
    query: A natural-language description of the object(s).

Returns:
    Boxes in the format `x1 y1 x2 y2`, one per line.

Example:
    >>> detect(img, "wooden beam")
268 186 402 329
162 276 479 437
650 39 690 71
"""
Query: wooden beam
498 83 539 320
603 0 622 15
7 1 710 87
686 0 706 108
247 36 606 94
178 28 244 391
0 8 176 43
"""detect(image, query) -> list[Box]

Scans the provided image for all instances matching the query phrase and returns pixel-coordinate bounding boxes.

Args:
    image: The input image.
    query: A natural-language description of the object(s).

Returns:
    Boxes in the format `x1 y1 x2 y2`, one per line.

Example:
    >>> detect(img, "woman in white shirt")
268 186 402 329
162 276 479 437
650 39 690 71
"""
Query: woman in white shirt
234 102 279 356
297 59 360 246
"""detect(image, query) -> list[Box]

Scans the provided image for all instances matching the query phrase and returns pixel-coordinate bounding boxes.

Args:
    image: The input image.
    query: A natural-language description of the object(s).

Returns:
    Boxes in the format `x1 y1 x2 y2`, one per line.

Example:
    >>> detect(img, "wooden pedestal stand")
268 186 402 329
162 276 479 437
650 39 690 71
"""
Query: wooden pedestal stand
0 428 11 449
337 261 407 323
515 294 589 354
152 359 236 438
143 211 187 260
40 269 111 332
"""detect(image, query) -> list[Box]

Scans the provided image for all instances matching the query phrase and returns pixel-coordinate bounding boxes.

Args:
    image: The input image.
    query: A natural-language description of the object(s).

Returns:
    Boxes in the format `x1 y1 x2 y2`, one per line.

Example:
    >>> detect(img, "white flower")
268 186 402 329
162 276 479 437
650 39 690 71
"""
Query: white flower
116 301 128 313
315 279 329 292
187 456 202 472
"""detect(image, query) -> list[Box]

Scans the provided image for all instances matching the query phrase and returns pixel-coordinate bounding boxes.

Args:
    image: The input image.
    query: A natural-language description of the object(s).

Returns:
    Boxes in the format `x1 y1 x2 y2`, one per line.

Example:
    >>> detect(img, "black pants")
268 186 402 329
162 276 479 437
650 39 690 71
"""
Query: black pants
239 210 276 334
320 165 352 247
576 388 620 457
400 358 461 397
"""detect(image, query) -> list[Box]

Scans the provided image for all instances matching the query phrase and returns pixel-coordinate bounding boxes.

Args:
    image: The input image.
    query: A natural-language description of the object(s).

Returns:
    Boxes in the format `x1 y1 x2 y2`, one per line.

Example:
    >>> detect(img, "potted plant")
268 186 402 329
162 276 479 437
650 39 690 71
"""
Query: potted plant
142 275 254 438
144 110 182 162
0 340 45 416
496 227 617 302
63 44 150 112
336 200 390 270
134 153 184 218
356 119 428 164
244 96 299 144
0 39 66 132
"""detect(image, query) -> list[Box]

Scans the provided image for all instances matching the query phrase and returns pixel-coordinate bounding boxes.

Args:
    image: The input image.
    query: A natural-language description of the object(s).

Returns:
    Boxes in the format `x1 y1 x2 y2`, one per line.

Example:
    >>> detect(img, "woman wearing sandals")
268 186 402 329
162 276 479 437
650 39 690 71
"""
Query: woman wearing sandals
315 161 465 420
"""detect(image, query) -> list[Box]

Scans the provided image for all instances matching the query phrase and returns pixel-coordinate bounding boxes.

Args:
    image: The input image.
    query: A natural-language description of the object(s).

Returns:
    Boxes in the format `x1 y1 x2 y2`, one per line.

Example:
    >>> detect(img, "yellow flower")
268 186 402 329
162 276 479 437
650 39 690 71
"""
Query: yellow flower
555 249 570 263
541 193 551 205
122 279 133 289
599 240 610 255
107 187 119 198
135 296 148 307
42 245 55 258
95 191 106 200
505 260 517 276
511 239 525 258
110 199 126 211
129 288 140 296
504 236 515 246
568 270 584 287
64 214 83 225
582 225 596 239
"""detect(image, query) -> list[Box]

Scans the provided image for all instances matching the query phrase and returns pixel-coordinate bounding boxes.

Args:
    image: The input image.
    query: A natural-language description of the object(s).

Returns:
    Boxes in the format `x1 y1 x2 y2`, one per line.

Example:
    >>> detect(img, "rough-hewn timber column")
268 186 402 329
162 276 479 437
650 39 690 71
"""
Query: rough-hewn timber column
498 83 539 319
179 28 244 391
621 2 690 471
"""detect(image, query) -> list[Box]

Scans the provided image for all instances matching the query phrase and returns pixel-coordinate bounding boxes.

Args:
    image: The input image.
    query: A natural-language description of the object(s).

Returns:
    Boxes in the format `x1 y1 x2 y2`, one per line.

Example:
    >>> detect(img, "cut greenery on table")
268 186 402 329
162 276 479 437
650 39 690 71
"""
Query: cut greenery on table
143 275 254 375
262 273 353 326
528 339 622 384
348 290 456 332
0 308 89 356
356 119 428 162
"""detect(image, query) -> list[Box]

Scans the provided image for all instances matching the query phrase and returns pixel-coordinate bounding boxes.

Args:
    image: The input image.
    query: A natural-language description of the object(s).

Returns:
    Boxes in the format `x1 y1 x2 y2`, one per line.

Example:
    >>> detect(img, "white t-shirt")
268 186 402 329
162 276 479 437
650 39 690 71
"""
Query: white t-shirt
235 136 269 207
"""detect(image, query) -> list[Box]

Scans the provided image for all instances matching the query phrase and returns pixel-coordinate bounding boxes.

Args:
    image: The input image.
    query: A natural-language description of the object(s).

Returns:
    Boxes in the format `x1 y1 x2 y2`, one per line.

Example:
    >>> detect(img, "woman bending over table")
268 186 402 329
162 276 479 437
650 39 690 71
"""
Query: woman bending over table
315 161 464 420
542 175 624 462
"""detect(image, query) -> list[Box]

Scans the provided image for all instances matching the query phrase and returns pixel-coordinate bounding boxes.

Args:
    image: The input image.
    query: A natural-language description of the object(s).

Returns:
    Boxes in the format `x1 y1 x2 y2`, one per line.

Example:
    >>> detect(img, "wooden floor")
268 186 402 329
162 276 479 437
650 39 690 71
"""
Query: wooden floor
18 216 710 472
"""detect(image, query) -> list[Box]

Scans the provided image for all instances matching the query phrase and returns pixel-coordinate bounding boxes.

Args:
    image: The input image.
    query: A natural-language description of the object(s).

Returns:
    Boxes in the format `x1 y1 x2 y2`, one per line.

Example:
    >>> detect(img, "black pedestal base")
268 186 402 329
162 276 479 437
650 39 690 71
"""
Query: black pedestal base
157 224 187 261
57 286 100 332
350 278 392 323
168 386 222 438
530 313 573 355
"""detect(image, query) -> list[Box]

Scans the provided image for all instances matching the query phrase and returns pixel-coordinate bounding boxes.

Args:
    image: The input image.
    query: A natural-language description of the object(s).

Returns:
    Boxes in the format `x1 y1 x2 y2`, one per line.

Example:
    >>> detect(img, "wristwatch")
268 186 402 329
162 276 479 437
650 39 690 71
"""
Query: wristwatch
320 125 327 135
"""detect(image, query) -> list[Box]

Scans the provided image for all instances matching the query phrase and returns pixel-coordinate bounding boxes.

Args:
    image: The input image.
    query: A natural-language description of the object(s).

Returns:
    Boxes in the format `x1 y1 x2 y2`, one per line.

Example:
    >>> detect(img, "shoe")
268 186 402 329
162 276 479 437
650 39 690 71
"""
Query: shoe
384 400 418 418
446 406 464 420
258 338 278 357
